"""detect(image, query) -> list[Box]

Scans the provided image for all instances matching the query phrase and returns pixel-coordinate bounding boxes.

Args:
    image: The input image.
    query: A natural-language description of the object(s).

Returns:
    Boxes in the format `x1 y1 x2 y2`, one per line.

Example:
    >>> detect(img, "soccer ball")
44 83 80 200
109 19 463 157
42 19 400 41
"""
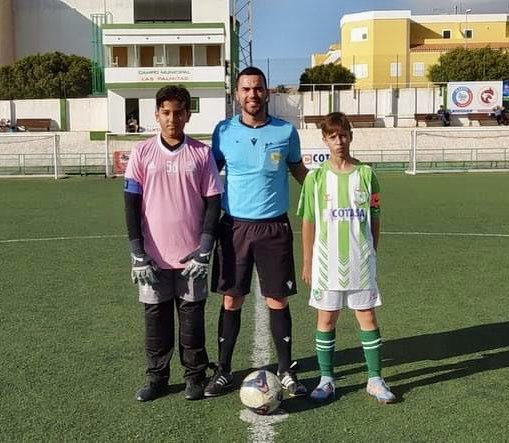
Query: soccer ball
239 369 283 415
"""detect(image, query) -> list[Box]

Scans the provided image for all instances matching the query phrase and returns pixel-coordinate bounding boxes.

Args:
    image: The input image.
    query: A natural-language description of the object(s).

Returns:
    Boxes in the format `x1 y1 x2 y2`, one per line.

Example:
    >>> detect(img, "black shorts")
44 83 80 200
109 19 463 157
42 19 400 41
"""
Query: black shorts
211 213 297 297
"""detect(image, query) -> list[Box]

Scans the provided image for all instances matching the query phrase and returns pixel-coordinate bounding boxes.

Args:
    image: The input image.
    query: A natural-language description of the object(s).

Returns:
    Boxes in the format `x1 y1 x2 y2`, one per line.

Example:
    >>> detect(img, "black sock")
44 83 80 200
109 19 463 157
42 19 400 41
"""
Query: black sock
269 306 292 373
218 307 241 373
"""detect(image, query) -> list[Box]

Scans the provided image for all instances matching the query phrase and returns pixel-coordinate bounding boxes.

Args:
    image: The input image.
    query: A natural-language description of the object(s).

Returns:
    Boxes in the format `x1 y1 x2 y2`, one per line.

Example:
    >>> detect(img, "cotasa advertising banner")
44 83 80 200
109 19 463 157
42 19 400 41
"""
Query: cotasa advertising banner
447 81 502 113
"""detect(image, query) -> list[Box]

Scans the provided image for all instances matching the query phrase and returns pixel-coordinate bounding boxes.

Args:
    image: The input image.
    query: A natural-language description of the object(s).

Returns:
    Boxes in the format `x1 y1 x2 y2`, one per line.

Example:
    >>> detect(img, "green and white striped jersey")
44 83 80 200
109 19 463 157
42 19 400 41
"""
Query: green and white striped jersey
297 162 380 291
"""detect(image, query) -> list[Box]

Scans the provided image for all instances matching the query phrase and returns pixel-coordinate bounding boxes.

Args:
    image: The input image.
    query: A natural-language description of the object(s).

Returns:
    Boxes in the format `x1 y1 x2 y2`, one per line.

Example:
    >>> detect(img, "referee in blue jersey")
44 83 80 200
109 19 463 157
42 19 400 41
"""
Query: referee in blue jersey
204 67 309 398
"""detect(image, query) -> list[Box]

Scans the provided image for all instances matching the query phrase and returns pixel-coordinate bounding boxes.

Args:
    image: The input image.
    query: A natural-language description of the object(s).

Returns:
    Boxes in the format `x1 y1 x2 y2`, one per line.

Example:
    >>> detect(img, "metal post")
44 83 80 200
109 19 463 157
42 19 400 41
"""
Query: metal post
464 9 472 49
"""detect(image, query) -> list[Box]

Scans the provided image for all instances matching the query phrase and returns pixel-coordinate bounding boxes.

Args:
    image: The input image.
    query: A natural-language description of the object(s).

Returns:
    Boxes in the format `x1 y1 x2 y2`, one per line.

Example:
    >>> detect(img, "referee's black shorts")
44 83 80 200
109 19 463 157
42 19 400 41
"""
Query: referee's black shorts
211 213 297 298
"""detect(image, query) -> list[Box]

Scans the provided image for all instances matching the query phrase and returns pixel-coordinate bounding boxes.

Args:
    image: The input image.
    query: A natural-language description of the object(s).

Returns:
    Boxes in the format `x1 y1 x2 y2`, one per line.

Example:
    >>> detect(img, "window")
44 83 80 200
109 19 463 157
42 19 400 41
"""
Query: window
390 62 402 77
179 46 193 67
190 97 200 113
134 0 191 22
140 46 155 67
351 27 368 42
349 64 368 79
194 45 222 67
413 62 425 77
442 30 451 39
465 29 473 39
112 47 128 67
206 46 221 66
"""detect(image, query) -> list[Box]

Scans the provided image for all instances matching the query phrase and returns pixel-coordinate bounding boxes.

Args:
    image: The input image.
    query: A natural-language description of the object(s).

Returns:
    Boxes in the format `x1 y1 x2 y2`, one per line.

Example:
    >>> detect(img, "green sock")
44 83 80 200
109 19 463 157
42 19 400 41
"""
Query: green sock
360 328 382 378
315 329 336 378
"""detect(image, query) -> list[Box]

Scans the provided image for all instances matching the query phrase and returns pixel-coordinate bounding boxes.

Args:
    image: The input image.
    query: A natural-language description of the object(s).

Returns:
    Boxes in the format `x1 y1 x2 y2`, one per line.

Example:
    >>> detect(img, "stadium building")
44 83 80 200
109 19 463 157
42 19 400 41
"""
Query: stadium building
0 0 238 134
311 10 509 89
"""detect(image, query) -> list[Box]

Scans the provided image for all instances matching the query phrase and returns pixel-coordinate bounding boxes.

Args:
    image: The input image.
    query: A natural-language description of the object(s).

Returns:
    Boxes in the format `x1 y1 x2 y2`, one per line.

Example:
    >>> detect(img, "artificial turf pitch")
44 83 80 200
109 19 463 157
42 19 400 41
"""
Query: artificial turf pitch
1 172 508 442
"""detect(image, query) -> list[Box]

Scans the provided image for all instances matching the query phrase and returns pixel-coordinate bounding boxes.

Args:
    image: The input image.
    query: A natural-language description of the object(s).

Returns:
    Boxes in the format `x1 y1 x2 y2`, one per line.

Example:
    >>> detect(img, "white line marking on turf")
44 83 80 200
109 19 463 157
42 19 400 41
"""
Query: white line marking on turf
2 231 509 245
382 231 509 238
251 270 272 368
240 409 289 443
292 230 509 239
239 270 288 443
0 234 126 244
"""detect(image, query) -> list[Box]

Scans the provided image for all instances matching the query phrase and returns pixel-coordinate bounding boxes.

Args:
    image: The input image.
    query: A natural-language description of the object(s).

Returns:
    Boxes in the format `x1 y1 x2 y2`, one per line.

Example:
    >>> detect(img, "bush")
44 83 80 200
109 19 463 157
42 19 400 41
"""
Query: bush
0 52 92 99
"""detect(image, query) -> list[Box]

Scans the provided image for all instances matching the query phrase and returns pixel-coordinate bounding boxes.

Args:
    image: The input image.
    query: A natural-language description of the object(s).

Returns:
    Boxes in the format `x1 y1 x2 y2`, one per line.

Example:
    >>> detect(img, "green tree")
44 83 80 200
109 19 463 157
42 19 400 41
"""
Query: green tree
0 52 92 100
299 63 355 91
428 47 509 83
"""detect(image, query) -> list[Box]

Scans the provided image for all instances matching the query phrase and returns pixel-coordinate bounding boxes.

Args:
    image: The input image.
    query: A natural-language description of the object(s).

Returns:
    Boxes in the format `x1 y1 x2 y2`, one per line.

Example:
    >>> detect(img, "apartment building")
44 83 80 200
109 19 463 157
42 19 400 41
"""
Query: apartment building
312 10 509 89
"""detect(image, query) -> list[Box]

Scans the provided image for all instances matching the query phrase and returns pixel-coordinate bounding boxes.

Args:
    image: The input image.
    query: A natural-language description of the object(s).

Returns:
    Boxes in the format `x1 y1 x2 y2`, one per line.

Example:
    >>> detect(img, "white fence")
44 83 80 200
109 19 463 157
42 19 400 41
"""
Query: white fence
270 87 445 128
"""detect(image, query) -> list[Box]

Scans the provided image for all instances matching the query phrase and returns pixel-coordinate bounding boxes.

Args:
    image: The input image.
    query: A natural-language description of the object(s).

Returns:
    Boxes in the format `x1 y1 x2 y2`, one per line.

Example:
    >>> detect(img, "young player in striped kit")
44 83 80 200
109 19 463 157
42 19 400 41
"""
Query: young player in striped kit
297 112 396 404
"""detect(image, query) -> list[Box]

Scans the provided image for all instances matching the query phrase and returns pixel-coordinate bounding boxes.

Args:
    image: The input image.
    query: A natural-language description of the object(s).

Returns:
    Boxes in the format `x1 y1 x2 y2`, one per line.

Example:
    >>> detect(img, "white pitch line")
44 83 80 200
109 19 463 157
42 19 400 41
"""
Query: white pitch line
251 270 272 368
292 230 509 239
0 234 126 244
382 231 509 238
239 269 288 443
2 231 509 245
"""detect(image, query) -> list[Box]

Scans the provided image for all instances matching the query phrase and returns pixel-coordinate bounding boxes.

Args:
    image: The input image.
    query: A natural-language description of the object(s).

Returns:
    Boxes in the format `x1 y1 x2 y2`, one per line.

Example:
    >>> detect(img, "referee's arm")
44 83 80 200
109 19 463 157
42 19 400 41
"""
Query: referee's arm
288 161 308 185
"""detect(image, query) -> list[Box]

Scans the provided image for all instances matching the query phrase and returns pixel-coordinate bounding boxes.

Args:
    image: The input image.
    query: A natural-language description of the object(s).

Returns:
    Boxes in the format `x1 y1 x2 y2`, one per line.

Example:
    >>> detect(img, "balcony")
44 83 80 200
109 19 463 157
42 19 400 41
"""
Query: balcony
103 42 225 88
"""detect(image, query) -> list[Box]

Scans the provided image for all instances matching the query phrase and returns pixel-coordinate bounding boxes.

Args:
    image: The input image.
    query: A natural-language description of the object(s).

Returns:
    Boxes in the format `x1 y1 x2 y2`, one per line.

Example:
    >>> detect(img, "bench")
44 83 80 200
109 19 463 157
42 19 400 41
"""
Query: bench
414 113 443 127
467 113 497 126
304 114 376 128
16 118 52 131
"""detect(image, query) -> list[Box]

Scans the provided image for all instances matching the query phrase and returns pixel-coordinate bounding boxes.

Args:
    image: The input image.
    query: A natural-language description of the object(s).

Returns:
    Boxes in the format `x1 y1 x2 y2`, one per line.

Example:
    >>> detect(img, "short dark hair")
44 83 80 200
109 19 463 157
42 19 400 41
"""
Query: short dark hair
236 66 267 89
320 112 352 136
156 85 191 111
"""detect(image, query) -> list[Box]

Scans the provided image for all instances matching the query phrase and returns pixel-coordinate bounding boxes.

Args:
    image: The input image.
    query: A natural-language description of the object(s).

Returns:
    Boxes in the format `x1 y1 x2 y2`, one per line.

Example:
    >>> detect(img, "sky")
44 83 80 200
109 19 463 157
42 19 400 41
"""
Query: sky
249 0 508 85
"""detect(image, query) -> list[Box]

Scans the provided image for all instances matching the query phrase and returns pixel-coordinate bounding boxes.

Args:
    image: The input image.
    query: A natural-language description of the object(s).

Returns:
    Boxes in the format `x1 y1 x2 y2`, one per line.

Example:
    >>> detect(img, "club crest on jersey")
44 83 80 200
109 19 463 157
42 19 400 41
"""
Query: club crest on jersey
270 151 282 164
185 161 196 173
354 190 368 205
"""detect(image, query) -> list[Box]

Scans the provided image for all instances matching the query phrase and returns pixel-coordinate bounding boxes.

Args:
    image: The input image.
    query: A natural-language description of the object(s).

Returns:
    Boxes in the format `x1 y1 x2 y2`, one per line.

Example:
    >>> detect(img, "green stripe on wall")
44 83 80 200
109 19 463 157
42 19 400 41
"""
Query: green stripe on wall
102 23 224 29
59 99 67 131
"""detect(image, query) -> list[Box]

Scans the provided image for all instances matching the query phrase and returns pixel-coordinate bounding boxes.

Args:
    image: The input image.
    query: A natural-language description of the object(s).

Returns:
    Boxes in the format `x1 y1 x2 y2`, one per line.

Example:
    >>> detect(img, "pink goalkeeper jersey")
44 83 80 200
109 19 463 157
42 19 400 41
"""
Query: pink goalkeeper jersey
125 134 223 269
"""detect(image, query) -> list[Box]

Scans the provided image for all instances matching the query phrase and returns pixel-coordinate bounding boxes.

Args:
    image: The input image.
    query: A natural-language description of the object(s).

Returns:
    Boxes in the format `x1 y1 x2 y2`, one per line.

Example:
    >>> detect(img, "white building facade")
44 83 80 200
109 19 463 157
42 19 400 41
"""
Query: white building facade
1 0 237 135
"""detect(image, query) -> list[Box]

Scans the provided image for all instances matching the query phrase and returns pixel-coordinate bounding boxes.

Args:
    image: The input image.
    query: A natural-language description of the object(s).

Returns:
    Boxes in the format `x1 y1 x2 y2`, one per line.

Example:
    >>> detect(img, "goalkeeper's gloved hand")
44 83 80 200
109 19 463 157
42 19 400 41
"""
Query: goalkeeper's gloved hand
130 239 158 286
179 249 210 280
179 233 215 280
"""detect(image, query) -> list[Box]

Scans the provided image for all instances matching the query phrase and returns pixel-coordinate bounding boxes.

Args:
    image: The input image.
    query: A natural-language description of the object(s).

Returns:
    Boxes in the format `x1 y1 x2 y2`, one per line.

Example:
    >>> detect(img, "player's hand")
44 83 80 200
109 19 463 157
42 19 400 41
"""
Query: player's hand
179 249 210 279
131 252 159 286
301 262 312 286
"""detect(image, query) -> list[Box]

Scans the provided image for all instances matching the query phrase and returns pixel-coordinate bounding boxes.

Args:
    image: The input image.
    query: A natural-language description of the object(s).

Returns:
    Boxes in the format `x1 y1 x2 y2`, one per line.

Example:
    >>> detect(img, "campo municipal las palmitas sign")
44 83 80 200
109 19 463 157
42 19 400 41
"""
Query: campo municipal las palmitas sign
138 69 192 82
447 81 502 113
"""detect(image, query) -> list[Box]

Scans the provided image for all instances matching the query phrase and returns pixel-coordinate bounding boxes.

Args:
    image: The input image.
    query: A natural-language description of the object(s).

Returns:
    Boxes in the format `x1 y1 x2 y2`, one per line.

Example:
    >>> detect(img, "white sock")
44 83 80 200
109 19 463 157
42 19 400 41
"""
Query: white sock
318 376 334 387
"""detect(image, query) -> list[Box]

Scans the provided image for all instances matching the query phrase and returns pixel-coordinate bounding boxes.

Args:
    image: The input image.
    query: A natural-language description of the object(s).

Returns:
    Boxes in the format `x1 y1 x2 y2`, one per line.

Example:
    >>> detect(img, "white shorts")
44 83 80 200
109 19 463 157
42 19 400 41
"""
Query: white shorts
309 288 382 311
138 269 208 304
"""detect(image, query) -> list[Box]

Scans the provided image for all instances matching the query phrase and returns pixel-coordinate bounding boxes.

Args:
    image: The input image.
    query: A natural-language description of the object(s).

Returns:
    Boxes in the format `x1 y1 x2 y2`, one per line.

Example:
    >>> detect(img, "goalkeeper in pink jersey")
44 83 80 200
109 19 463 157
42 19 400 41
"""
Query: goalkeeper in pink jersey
124 85 223 402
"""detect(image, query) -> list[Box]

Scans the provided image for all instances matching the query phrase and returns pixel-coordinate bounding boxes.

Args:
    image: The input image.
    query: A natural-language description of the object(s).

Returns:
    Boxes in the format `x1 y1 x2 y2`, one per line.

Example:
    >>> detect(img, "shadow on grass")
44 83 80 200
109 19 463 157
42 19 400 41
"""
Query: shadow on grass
292 321 509 406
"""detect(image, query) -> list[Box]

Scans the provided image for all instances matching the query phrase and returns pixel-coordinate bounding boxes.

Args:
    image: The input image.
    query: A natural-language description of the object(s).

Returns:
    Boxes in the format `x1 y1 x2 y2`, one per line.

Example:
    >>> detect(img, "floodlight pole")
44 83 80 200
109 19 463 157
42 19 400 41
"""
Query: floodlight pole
464 9 472 49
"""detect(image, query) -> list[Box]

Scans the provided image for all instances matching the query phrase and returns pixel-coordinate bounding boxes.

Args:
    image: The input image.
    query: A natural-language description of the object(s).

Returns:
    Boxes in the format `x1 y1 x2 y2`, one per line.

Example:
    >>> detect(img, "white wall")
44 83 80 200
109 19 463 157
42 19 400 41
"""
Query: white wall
192 0 229 23
186 89 226 135
68 97 108 131
0 100 11 121
108 90 126 133
13 99 61 129
108 88 225 135
13 0 132 60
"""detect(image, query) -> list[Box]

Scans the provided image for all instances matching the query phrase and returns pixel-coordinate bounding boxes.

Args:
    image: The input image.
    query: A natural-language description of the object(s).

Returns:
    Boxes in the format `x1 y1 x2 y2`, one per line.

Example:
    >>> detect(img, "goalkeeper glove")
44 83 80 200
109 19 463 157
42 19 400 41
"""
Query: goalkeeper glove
179 249 210 280
130 239 158 286
179 233 215 280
